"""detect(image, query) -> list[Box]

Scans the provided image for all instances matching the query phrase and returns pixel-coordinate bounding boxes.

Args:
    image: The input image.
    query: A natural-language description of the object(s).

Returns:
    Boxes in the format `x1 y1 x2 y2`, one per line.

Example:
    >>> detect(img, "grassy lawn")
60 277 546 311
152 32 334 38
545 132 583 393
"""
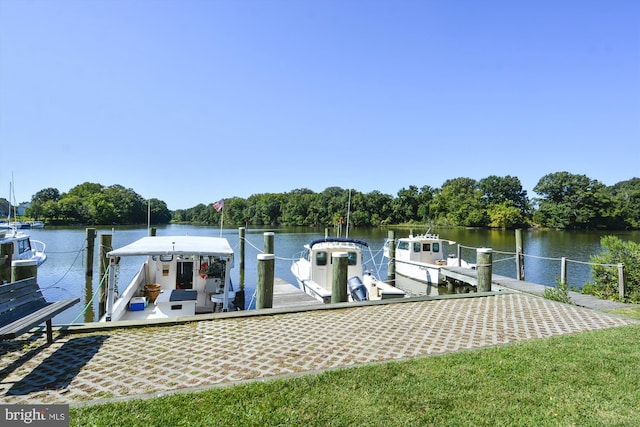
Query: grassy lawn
607 306 640 320
71 322 640 426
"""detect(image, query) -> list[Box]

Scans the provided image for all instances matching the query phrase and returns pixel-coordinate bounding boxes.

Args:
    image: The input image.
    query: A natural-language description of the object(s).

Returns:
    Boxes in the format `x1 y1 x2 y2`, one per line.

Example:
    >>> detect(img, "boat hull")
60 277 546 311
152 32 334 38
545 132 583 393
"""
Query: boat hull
394 259 446 285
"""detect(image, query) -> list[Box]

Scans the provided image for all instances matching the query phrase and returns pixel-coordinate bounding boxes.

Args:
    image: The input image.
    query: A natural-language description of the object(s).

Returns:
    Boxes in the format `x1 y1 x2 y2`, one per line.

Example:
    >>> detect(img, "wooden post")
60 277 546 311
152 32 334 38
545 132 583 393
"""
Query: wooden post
515 229 524 281
11 259 37 282
149 227 156 236
264 231 274 255
236 227 246 310
560 257 567 285
239 227 245 290
256 254 274 309
83 275 95 322
618 263 625 301
332 252 348 303
476 248 493 292
98 233 112 319
85 228 97 277
387 230 396 286
457 244 462 267
0 242 13 283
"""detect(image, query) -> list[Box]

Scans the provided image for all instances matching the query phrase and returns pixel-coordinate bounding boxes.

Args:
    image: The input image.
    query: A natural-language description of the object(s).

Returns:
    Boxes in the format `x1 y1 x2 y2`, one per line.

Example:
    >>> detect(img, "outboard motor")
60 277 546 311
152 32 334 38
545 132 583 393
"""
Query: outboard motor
348 276 369 301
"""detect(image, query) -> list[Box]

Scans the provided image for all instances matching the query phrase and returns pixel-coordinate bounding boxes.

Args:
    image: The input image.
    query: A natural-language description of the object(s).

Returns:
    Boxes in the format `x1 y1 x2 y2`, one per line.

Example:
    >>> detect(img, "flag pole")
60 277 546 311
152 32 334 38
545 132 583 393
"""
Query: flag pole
219 203 223 237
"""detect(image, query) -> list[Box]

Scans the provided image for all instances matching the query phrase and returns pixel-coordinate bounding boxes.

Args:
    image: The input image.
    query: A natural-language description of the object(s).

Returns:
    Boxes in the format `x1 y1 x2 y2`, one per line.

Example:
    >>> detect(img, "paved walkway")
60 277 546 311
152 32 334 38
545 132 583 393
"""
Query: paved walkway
0 293 636 406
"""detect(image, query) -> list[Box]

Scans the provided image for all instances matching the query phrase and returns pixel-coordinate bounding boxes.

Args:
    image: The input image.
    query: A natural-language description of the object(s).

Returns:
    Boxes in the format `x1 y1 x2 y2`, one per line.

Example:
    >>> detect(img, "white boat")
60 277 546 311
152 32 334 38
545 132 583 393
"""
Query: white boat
101 235 237 322
0 227 47 267
27 221 45 229
291 237 407 304
384 232 475 285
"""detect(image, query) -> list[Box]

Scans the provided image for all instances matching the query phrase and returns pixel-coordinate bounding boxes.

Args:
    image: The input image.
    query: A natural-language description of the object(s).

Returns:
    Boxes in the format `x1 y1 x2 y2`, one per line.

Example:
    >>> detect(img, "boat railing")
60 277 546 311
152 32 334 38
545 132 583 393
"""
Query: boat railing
31 239 47 255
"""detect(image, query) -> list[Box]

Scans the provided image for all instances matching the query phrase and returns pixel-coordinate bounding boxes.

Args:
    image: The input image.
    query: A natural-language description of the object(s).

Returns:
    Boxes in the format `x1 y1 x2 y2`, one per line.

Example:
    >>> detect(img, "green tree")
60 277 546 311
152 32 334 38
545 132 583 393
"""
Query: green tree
392 186 421 224
365 190 394 226
487 201 526 228
479 176 530 228
281 189 314 226
26 187 61 220
87 193 118 225
431 178 487 226
533 172 612 229
0 197 9 218
149 198 172 224
610 178 640 229
585 235 640 302
104 185 147 224
479 175 529 211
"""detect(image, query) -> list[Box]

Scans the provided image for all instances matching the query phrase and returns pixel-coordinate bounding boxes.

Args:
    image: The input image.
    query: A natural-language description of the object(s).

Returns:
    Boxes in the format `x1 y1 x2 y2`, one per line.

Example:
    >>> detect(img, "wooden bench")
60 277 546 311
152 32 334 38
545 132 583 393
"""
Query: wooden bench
0 277 80 344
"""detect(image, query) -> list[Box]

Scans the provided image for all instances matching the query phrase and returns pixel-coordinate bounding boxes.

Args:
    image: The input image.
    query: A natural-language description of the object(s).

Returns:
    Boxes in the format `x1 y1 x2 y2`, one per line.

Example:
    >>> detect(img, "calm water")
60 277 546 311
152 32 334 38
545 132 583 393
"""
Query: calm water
23 225 640 324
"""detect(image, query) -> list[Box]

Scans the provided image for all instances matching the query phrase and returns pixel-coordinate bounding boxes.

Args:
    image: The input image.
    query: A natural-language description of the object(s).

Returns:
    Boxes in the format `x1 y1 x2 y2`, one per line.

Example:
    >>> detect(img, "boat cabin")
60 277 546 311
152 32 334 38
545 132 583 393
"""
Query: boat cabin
104 236 235 322
396 234 448 266
304 238 366 291
0 228 47 267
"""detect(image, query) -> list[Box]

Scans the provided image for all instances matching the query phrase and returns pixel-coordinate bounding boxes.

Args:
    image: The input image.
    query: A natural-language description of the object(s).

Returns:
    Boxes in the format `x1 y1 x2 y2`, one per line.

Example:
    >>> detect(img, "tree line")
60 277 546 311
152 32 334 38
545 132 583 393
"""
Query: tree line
177 172 640 230
2 183 173 226
2 172 639 230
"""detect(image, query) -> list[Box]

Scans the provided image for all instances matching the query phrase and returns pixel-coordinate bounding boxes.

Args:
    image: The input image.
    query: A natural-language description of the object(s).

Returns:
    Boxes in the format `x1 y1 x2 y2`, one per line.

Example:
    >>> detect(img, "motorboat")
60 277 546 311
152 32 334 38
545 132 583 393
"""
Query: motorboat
26 221 45 229
101 235 237 322
384 232 475 285
0 227 47 267
291 237 406 304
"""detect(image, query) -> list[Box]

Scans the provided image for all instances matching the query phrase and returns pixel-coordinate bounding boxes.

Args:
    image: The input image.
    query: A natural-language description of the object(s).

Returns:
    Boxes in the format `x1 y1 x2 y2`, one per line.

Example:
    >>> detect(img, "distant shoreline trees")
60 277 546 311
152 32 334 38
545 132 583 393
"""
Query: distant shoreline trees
2 172 639 230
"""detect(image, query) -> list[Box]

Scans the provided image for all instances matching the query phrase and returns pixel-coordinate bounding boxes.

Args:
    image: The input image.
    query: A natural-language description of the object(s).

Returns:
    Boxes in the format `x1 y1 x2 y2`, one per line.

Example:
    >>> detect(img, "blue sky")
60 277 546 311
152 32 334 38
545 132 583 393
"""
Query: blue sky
1 0 638 210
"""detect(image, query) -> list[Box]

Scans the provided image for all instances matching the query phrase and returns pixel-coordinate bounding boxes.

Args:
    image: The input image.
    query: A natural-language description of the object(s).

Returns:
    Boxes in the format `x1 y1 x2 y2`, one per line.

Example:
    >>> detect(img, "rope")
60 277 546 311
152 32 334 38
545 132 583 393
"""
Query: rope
492 256 516 263
456 243 620 269
492 249 516 256
69 266 109 324
40 238 87 292
248 289 257 310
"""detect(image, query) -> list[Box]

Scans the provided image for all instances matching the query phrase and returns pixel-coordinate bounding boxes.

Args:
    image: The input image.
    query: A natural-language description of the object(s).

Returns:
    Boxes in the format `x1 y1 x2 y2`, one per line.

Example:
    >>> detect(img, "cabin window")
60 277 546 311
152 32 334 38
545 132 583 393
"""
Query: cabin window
316 252 327 266
347 252 358 266
160 255 173 262
432 243 440 252
397 241 409 251
423 243 431 252
413 242 421 253
18 239 31 255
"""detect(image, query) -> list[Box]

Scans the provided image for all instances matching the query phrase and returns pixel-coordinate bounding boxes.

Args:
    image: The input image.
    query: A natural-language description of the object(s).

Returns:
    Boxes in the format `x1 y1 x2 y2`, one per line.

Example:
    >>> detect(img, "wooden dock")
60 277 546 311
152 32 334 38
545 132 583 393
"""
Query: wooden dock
272 277 322 309
440 266 632 311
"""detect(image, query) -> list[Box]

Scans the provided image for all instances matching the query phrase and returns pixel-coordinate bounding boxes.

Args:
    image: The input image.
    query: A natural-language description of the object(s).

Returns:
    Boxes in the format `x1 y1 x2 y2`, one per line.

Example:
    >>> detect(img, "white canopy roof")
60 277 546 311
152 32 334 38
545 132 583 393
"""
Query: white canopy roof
107 236 234 257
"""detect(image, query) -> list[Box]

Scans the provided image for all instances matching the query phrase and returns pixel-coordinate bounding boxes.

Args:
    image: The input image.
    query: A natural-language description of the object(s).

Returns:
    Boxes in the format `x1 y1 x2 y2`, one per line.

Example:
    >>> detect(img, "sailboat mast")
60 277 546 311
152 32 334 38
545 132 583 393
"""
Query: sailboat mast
346 189 351 238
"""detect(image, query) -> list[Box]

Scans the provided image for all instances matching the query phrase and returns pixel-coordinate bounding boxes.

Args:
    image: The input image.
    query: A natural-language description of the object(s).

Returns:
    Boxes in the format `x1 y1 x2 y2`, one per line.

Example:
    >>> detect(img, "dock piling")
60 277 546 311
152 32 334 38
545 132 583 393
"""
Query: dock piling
98 233 112 319
1 242 13 282
264 231 274 254
332 252 348 303
239 227 245 283
618 263 625 301
11 259 37 282
257 254 274 309
387 230 396 286
85 228 96 277
515 229 525 281
477 248 493 292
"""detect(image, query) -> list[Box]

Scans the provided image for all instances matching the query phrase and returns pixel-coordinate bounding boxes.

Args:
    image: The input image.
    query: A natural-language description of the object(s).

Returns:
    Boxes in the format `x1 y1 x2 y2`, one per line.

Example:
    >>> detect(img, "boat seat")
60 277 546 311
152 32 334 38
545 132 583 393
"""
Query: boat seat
211 291 236 312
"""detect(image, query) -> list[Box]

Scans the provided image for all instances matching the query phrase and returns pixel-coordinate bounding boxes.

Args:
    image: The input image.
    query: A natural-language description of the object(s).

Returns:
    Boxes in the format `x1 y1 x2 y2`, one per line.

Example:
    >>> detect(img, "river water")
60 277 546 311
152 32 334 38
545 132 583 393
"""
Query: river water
22 225 640 324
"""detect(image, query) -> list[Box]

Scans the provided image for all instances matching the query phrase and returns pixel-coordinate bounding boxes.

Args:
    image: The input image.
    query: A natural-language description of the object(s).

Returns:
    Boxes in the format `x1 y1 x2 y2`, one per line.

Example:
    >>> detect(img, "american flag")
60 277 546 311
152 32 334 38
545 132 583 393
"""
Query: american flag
213 199 224 212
